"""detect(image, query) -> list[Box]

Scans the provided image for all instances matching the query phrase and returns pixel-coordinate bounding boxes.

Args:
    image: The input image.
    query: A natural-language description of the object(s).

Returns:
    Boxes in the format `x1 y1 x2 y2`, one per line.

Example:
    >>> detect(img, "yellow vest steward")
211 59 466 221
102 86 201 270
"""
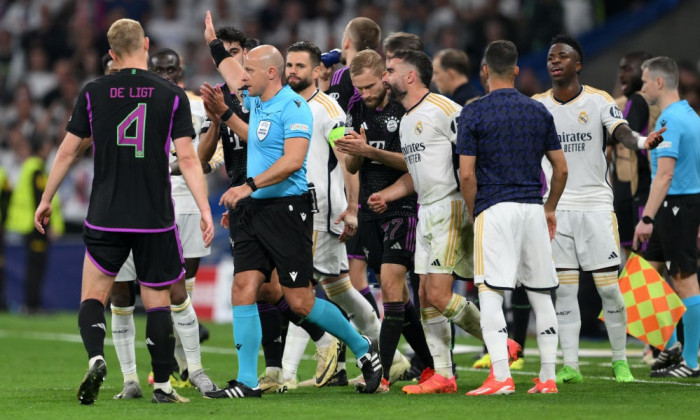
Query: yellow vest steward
6 156 64 235
0 167 9 221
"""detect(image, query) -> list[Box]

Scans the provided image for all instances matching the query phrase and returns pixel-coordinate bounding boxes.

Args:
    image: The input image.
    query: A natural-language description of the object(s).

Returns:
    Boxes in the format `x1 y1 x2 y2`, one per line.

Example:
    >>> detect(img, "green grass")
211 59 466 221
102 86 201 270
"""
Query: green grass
1 313 699 419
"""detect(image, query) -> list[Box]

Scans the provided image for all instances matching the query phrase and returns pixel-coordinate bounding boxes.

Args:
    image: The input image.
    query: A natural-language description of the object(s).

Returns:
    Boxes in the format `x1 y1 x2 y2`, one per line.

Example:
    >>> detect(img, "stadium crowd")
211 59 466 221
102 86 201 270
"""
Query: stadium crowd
0 0 699 404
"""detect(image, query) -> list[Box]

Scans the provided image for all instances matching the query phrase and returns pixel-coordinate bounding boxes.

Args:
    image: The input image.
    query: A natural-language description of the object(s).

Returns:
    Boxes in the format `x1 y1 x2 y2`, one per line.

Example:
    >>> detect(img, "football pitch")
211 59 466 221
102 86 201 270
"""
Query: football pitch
1 313 699 420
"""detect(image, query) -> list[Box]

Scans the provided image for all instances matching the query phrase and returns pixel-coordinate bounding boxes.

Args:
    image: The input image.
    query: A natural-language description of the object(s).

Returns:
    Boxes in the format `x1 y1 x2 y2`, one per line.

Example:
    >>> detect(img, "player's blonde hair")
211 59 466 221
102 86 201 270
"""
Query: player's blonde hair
350 49 384 79
107 19 145 59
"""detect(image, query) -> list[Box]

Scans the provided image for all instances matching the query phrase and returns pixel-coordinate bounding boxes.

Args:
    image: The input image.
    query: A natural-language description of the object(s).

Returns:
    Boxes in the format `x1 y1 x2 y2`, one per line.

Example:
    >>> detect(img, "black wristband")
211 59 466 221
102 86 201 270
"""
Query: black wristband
221 107 234 122
209 38 232 67
246 177 258 192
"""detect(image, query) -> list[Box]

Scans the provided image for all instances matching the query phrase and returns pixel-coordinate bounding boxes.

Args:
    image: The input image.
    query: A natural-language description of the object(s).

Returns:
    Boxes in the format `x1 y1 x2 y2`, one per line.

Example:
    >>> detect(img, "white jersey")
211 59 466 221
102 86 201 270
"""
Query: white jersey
399 92 462 205
307 90 347 234
170 91 207 214
536 85 627 211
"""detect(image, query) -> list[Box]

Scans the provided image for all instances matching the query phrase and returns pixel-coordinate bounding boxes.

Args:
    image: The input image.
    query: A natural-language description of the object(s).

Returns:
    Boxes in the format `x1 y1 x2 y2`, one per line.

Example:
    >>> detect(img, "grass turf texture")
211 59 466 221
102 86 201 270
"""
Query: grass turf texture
1 312 699 419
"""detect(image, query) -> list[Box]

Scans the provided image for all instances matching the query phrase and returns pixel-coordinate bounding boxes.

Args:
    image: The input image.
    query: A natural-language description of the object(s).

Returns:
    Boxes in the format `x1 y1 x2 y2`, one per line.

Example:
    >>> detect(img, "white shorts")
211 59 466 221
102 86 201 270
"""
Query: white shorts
474 202 558 290
115 251 136 282
312 230 349 279
414 194 473 278
176 212 210 259
552 210 620 271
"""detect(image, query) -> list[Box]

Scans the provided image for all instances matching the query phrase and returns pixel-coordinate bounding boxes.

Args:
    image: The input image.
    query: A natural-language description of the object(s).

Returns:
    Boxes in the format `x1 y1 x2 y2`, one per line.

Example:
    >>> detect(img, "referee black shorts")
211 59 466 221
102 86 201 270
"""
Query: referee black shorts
227 197 250 256
83 225 185 287
644 193 700 276
233 194 314 288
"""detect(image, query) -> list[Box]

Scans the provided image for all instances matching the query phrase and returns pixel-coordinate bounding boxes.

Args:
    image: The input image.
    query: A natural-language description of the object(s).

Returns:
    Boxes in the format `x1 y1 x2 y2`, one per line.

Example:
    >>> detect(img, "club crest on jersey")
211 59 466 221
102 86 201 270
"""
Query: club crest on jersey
257 120 271 141
386 116 399 133
346 114 353 128
414 121 423 135
577 111 589 125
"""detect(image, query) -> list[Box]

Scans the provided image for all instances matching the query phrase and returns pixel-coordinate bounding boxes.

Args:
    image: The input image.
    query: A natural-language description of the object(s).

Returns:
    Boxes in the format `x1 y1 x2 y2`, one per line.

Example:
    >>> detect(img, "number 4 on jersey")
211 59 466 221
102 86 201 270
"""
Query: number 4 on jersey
117 103 147 158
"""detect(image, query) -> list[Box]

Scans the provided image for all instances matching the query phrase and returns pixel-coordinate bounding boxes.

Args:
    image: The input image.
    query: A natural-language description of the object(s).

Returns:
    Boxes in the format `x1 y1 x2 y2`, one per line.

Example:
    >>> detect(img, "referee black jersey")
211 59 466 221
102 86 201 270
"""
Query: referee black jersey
66 68 195 231
347 99 417 220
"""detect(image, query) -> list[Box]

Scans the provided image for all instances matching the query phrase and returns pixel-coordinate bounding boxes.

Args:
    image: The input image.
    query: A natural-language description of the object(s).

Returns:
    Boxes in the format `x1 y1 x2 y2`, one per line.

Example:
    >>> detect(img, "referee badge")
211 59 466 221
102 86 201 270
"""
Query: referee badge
257 120 271 141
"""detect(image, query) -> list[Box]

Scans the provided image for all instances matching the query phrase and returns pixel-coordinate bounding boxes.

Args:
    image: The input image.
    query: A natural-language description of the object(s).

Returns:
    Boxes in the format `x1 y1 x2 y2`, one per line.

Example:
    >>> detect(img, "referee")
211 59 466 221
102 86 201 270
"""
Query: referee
201 11 382 398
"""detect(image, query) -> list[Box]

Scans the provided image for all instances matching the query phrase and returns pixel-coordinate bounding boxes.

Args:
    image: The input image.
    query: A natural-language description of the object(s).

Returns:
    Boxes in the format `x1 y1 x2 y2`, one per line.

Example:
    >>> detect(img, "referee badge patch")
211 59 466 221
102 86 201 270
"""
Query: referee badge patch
257 120 271 141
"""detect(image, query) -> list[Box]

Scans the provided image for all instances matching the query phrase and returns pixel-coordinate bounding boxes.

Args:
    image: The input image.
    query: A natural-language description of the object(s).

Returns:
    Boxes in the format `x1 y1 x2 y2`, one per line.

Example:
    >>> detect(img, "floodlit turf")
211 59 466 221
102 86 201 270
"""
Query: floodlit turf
1 312 699 419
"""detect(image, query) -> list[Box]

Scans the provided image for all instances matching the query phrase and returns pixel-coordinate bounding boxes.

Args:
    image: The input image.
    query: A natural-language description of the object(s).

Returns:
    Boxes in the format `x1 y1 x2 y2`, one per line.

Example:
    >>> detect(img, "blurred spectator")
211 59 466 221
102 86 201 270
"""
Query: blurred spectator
5 134 63 313
23 44 57 101
516 66 543 97
146 0 197 53
0 164 11 311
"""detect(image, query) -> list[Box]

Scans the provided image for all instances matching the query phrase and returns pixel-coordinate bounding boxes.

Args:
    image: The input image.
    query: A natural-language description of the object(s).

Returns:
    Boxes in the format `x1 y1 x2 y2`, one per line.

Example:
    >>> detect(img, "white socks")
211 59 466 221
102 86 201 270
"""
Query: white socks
282 323 310 382
110 304 138 383
171 296 203 373
556 270 580 370
322 275 381 340
526 290 558 382
593 271 627 362
478 289 510 381
442 292 483 341
421 307 453 378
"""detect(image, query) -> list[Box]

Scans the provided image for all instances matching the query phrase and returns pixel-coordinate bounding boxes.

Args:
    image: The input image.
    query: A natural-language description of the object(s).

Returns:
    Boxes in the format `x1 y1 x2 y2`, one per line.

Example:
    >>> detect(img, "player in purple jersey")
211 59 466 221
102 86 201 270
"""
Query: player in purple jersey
327 17 381 113
34 18 213 405
336 50 432 391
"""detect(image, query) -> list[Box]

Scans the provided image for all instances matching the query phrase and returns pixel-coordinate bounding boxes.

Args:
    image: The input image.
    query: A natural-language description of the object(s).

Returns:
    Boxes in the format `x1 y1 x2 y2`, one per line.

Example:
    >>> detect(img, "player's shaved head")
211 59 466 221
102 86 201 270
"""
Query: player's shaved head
345 17 381 51
249 45 285 78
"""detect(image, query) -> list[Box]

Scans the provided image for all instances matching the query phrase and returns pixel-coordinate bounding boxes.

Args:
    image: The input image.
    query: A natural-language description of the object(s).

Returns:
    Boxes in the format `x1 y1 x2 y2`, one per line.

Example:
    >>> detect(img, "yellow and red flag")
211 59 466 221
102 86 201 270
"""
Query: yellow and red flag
601 253 686 350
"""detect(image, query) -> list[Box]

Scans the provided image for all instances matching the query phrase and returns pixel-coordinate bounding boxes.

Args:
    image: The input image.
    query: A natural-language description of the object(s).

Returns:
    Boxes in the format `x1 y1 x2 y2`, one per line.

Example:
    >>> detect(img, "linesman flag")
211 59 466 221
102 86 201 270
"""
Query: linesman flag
602 253 685 350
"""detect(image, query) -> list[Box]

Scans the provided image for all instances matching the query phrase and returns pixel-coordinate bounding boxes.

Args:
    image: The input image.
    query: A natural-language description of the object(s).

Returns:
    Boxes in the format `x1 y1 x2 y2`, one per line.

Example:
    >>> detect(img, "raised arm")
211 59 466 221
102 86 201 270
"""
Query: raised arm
204 10 245 92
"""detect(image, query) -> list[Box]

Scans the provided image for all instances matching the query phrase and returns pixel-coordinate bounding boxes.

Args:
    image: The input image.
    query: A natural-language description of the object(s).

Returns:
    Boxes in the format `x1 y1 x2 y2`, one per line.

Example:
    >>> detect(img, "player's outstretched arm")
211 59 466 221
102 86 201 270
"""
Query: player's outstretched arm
613 123 666 150
174 136 214 247
204 10 245 92
543 148 568 240
34 132 84 234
